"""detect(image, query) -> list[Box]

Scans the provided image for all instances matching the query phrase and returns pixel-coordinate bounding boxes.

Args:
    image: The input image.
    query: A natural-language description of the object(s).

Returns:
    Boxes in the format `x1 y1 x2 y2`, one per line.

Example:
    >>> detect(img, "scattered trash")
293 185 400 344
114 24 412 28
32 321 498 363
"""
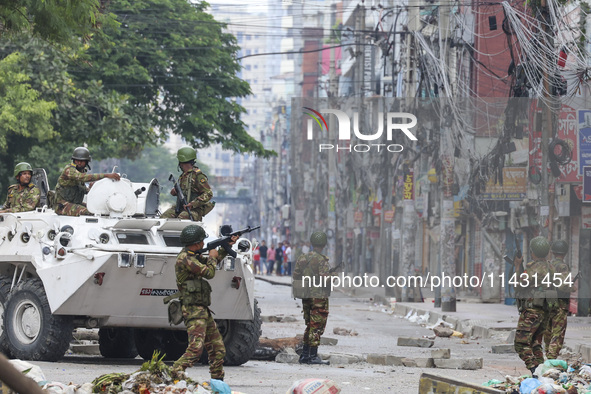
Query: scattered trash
426 319 454 330
482 359 591 393
333 327 358 336
520 378 542 394
210 379 231 394
287 378 341 394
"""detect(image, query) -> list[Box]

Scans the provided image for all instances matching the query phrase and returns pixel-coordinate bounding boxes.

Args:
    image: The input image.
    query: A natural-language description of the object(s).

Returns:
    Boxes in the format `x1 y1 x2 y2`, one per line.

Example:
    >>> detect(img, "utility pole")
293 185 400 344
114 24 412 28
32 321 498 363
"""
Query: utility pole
539 0 555 240
399 0 421 302
439 2 456 312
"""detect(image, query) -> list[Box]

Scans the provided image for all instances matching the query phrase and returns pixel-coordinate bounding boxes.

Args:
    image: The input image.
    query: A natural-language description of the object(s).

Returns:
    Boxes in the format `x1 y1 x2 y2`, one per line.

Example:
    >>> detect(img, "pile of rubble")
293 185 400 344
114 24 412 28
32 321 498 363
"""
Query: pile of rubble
6 353 239 394
482 359 591 393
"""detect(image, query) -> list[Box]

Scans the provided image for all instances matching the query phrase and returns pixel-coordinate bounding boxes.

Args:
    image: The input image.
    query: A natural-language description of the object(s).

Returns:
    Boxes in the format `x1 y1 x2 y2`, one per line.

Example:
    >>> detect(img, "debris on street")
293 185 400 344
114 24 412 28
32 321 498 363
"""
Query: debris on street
481 359 591 393
332 327 358 336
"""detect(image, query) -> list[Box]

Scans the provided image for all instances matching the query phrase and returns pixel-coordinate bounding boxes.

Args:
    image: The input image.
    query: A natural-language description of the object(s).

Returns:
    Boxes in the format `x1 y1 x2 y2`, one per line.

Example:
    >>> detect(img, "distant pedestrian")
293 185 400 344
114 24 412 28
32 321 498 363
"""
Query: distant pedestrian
284 241 292 276
259 240 268 275
275 244 284 276
266 244 275 275
253 245 261 274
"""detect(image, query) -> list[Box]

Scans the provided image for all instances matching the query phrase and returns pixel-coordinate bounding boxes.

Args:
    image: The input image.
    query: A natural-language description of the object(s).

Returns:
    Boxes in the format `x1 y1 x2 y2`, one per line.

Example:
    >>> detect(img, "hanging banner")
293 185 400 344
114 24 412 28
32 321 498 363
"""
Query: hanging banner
578 110 591 175
482 167 527 200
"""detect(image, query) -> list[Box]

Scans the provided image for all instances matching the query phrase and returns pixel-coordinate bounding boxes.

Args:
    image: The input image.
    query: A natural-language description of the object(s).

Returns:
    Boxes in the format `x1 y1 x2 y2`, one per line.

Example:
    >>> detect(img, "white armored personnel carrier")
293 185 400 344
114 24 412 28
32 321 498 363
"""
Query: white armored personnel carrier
0 170 261 365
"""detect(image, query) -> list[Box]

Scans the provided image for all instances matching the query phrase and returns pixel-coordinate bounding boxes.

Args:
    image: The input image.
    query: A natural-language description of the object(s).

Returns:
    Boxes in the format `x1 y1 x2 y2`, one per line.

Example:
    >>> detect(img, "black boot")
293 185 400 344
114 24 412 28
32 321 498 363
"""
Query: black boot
308 346 329 365
299 343 310 364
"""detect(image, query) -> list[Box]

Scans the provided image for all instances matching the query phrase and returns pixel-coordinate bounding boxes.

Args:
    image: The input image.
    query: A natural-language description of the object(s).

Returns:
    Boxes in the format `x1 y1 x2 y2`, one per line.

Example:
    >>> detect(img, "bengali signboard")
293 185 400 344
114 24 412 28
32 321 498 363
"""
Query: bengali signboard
482 167 527 200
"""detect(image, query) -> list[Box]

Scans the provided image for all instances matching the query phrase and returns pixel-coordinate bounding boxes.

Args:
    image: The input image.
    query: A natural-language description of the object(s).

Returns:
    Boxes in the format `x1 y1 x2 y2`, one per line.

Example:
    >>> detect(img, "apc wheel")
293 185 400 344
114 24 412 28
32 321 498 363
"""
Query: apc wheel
0 277 12 356
99 328 138 358
134 329 187 361
206 299 262 366
4 279 73 361
162 330 187 361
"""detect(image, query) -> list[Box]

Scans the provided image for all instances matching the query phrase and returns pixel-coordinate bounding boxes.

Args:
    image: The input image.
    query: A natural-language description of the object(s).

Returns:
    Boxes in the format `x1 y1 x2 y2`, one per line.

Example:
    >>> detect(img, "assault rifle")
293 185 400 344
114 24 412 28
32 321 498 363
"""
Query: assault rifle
168 173 194 221
197 225 260 258
503 237 522 266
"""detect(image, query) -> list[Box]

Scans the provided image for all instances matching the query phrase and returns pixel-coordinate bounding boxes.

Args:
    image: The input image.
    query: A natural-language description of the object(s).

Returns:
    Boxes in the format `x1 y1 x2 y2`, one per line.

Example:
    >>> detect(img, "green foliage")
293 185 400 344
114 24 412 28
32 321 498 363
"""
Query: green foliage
0 52 56 150
0 52 56 190
0 36 156 199
0 0 117 44
82 0 275 158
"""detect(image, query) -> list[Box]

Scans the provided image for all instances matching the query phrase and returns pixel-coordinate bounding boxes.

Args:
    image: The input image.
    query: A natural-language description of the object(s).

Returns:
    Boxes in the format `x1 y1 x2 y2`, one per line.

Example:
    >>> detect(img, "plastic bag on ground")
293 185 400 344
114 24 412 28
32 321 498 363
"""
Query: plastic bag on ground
579 365 591 377
520 378 542 394
287 378 341 394
544 359 568 371
482 379 504 387
8 359 46 383
533 383 557 394
210 379 231 394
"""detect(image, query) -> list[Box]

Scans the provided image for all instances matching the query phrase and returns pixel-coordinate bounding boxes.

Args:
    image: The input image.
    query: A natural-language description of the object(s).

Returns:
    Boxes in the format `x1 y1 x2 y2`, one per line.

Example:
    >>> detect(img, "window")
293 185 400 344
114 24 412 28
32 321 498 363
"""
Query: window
116 233 150 245
245 64 251 70
246 49 252 55
246 35 252 40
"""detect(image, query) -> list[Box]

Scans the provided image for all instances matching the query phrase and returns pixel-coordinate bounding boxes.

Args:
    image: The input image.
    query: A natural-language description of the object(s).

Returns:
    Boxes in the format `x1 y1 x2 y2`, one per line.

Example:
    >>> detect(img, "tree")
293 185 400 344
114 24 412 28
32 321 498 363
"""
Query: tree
0 52 56 190
0 0 116 44
81 0 274 158
0 36 155 196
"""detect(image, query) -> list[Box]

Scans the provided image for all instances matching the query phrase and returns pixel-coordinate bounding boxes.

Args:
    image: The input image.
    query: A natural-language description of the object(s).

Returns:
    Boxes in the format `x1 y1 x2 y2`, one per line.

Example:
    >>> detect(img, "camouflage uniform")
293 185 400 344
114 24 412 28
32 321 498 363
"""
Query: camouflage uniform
161 168 214 221
172 247 227 379
2 183 40 212
54 164 107 216
543 256 571 359
515 258 555 370
293 250 331 347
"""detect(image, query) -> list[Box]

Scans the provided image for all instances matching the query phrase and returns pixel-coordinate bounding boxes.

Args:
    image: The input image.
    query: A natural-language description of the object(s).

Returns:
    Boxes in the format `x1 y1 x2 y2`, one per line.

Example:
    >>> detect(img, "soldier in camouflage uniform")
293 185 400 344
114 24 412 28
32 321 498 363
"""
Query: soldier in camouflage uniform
514 236 556 376
172 225 238 379
0 163 40 213
293 231 331 365
161 146 214 221
54 147 120 216
543 239 574 359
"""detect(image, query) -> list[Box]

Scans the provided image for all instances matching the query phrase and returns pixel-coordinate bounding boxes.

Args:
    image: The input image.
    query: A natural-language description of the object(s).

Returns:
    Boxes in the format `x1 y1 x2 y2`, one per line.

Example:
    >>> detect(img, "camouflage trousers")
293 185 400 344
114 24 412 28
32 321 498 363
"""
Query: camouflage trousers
160 207 202 221
173 305 225 380
515 306 547 369
543 305 568 360
55 202 91 216
302 298 329 347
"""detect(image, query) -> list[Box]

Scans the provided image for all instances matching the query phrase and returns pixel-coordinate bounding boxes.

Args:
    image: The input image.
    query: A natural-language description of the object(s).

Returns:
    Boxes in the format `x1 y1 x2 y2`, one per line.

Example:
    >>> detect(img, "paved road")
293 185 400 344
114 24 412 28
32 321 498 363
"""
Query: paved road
33 277 546 393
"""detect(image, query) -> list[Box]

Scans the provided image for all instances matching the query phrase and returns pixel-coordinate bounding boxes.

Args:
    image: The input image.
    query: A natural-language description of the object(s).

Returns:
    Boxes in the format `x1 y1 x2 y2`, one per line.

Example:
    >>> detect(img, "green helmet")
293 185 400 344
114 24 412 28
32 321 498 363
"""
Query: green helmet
310 231 327 247
177 146 196 163
530 236 550 258
551 239 568 255
180 225 207 246
72 147 91 162
14 162 33 178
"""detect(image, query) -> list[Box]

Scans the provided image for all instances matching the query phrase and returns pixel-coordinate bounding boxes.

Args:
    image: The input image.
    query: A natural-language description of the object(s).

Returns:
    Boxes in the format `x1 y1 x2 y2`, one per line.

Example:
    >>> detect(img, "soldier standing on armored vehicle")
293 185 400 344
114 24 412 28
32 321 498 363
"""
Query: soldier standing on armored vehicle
172 224 238 380
161 146 215 221
0 162 40 213
54 147 120 216
293 231 331 365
